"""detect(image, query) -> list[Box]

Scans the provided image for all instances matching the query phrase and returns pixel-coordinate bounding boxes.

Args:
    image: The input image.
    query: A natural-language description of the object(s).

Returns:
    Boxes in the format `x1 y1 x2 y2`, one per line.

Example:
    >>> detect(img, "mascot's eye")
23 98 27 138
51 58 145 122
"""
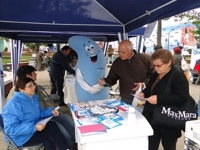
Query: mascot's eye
85 46 90 51
90 45 94 49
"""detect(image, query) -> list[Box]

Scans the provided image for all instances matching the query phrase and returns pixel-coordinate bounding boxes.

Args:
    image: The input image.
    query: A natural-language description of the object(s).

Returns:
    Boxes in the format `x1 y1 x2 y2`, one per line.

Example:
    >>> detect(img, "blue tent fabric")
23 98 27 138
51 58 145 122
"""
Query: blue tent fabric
0 0 200 42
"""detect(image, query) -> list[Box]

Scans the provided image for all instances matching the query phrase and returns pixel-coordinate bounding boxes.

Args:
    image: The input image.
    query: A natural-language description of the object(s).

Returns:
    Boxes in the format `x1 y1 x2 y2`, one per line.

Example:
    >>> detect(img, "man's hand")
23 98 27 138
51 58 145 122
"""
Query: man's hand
132 82 145 91
98 79 105 86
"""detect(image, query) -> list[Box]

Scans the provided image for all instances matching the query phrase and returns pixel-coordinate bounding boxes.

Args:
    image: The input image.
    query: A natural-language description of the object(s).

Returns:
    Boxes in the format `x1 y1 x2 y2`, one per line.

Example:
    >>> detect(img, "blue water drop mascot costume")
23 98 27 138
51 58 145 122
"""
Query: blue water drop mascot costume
68 35 109 102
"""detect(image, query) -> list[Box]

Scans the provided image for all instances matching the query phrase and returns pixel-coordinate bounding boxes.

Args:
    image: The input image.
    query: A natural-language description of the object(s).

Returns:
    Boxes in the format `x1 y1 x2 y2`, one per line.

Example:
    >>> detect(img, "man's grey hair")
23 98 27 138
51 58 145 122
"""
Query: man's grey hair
127 41 133 51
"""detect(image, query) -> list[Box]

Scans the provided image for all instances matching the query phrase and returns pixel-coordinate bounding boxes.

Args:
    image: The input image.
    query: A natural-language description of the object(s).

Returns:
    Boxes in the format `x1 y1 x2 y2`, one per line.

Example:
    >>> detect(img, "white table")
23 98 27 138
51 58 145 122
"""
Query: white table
3 71 12 85
63 75 78 104
71 100 153 150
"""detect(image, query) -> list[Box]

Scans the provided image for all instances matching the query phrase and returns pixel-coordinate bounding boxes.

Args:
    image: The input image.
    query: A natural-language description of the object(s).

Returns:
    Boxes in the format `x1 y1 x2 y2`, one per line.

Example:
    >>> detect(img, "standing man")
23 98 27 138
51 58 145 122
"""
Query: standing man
107 44 114 64
35 51 47 71
50 46 75 106
98 40 154 104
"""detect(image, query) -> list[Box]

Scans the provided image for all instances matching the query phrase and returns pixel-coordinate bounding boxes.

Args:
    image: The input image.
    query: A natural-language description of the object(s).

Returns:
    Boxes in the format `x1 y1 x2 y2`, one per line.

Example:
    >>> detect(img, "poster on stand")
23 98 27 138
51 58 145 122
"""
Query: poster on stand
190 49 200 69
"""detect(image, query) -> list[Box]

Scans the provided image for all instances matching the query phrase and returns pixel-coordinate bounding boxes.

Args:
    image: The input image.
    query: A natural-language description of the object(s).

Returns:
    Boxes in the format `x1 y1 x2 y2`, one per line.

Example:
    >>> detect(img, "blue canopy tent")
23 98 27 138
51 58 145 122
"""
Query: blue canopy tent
0 0 200 112
0 0 199 33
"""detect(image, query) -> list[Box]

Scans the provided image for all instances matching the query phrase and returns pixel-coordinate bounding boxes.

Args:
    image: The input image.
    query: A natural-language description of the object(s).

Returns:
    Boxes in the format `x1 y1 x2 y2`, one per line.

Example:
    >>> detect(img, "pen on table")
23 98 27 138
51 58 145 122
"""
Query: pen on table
77 120 82 125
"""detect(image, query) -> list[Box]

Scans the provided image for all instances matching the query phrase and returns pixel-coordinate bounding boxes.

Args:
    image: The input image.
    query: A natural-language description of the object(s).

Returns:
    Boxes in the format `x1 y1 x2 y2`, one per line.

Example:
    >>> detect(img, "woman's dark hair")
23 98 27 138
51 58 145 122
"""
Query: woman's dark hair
151 49 174 66
17 65 36 78
15 78 35 91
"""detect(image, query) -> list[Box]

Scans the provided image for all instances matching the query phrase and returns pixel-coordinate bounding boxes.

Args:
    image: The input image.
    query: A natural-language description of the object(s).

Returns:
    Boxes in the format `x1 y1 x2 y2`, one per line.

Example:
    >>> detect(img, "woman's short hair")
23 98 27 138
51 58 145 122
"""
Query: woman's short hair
151 49 174 65
15 78 35 91
17 65 36 78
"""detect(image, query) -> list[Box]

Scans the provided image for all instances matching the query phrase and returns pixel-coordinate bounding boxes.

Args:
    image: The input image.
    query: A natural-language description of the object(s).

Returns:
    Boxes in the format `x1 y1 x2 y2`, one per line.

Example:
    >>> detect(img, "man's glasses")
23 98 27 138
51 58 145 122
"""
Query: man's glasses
152 63 164 68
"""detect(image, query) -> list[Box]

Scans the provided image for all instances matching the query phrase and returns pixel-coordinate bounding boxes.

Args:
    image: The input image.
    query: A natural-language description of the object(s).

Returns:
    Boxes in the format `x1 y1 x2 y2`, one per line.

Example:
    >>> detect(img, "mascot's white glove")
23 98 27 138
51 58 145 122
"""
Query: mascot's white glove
76 68 102 94
87 87 100 94
92 84 104 90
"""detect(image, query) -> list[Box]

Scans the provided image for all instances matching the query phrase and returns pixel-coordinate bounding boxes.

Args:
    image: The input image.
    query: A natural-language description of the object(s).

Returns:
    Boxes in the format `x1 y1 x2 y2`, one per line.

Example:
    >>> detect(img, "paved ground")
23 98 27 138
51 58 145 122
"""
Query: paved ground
0 69 200 149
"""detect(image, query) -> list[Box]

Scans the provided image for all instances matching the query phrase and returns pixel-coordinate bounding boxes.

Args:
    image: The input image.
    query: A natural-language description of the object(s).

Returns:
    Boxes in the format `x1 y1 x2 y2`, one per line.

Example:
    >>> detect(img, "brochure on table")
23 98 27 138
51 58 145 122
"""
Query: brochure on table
68 99 132 136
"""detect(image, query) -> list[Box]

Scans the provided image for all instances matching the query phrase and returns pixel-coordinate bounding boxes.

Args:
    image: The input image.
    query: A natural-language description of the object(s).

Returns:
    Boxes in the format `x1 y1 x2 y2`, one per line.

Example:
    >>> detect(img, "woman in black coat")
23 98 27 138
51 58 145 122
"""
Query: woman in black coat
138 49 189 150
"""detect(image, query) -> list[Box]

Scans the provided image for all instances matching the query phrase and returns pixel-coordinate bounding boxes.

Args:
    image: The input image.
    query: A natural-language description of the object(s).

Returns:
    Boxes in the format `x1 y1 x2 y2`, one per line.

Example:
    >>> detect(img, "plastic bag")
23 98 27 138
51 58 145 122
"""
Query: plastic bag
181 55 188 71
132 83 145 113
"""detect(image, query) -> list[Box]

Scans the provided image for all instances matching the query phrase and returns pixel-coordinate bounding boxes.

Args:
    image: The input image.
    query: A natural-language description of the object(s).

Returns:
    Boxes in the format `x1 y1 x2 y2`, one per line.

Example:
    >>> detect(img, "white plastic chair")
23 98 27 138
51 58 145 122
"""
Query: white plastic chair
109 85 120 99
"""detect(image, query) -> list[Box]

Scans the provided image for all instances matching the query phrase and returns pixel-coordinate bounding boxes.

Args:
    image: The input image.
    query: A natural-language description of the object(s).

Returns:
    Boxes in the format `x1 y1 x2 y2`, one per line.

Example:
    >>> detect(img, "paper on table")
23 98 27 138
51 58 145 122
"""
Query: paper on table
78 124 107 136
37 116 53 125
131 94 147 101
101 118 122 129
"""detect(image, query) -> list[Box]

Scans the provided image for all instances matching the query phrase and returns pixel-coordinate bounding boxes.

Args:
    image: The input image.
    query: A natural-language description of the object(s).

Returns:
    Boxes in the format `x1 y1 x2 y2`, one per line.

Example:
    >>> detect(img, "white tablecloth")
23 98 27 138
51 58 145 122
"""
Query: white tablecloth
63 75 78 104
3 71 12 85
71 99 153 150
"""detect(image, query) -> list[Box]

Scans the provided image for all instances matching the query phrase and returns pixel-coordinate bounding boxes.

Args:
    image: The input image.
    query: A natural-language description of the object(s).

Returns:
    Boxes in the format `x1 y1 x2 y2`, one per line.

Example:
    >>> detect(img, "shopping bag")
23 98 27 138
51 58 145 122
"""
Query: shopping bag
152 70 198 131
181 55 188 71
132 83 145 113
152 95 198 131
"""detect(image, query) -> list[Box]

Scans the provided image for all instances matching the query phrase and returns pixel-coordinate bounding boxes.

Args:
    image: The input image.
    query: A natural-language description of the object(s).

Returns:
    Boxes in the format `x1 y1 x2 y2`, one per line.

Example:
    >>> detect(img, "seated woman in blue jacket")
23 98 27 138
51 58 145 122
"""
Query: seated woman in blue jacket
2 78 70 150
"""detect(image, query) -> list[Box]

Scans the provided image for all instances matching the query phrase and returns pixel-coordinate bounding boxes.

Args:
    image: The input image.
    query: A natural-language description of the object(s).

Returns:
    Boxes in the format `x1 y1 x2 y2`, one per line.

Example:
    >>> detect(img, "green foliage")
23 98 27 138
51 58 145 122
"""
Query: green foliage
191 20 200 42
25 43 37 49
187 49 192 54
25 43 48 49
174 10 200 42
2 53 31 64
0 37 9 42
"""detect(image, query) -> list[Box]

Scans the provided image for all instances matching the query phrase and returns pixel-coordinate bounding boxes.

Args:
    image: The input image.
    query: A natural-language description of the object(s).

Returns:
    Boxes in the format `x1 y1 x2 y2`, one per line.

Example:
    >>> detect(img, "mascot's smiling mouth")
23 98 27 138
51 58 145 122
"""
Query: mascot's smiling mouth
90 54 97 63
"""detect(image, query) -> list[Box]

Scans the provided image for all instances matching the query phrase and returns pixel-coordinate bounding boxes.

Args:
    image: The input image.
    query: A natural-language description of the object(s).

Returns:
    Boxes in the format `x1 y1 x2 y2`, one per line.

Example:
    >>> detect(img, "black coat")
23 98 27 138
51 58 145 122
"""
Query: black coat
49 51 75 78
142 67 189 138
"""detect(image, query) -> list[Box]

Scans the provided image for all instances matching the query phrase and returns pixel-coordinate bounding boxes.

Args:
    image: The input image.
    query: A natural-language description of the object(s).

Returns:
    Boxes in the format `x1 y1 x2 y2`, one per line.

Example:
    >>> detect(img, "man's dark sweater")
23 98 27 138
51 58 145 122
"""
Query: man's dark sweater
105 51 154 100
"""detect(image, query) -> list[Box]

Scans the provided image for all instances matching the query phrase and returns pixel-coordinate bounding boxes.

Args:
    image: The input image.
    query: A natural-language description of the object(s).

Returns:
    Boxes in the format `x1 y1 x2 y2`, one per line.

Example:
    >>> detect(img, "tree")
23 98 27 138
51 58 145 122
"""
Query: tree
192 20 200 42
174 10 200 42
157 20 162 45
156 9 200 45
25 43 48 54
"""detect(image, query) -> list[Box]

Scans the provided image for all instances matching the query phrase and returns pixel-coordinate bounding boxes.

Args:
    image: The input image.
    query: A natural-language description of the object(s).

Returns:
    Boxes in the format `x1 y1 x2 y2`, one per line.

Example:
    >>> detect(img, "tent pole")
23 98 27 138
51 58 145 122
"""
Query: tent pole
0 52 5 113
125 0 177 26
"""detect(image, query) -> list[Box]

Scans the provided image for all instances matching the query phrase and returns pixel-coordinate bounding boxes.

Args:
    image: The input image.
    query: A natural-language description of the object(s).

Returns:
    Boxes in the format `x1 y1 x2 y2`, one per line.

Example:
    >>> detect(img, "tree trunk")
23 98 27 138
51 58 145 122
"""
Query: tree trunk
32 45 39 54
157 20 162 45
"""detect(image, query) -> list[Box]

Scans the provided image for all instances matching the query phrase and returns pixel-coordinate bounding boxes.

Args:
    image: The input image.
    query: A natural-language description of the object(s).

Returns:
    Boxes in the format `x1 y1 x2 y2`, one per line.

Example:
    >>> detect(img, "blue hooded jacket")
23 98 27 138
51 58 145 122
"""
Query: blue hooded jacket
2 92 54 147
